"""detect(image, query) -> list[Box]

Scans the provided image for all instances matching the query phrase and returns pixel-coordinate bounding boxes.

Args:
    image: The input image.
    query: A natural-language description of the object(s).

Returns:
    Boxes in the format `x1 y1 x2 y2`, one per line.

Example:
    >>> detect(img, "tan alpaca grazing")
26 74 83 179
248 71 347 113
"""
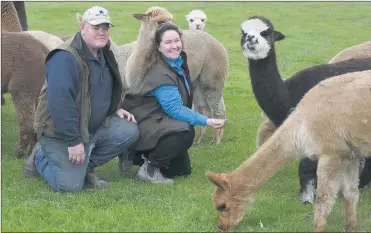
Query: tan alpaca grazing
206 70 371 232
1 31 50 157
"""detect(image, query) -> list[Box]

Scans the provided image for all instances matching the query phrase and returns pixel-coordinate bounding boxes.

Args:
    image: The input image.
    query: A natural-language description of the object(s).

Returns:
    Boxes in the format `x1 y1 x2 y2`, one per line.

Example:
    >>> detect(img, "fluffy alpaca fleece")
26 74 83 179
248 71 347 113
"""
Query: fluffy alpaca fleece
25 30 64 51
329 41 371 64
1 1 22 32
13 1 28 31
1 32 49 157
186 9 206 30
241 15 371 204
206 70 371 232
122 6 229 144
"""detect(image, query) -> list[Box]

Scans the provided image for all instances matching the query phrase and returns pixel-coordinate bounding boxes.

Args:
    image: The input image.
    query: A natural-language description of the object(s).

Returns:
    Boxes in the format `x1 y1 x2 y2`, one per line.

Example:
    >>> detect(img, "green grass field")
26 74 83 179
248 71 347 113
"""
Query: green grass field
1 1 371 232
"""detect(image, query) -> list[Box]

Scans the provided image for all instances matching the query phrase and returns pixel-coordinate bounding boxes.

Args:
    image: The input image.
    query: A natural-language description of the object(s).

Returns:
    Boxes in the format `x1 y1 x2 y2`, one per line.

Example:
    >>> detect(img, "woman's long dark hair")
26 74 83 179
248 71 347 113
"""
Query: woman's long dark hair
155 23 184 51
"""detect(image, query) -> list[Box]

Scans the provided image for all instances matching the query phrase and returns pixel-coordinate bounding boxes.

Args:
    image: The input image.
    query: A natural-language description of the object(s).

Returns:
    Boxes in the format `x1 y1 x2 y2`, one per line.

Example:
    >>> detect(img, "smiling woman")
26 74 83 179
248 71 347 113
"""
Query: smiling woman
122 21 227 184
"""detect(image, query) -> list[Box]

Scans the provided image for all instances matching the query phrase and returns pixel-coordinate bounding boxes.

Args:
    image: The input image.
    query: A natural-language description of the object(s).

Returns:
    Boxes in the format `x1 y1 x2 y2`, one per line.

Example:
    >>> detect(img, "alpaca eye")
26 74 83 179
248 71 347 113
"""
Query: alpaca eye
190 19 194 23
260 28 271 37
217 203 227 212
201 19 205 22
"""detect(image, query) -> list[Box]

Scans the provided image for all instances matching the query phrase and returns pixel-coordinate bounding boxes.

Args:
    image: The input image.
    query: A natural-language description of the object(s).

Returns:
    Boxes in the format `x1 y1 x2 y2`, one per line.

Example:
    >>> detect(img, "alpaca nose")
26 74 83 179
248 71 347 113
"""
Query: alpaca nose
196 24 200 29
246 34 254 41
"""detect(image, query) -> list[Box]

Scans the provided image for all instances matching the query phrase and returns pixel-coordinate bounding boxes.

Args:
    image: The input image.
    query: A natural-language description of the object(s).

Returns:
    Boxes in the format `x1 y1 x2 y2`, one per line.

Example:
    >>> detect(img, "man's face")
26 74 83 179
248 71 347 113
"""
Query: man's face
80 23 110 49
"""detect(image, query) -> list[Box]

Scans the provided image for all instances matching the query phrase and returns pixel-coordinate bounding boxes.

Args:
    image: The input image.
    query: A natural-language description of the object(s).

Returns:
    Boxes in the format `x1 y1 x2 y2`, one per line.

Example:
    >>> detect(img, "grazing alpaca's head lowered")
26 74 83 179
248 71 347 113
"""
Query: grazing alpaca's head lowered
186 9 206 30
240 16 285 60
206 70 371 232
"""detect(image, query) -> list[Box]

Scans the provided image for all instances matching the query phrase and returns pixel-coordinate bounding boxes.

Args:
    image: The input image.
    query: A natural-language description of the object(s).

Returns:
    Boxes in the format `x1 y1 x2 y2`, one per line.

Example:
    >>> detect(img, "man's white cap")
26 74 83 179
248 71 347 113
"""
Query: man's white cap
82 6 113 27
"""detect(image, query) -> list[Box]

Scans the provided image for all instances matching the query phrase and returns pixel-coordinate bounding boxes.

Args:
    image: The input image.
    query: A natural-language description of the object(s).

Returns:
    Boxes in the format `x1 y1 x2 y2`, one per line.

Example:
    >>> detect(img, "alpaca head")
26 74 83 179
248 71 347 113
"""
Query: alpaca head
240 16 285 60
186 9 206 30
132 6 173 29
206 172 252 232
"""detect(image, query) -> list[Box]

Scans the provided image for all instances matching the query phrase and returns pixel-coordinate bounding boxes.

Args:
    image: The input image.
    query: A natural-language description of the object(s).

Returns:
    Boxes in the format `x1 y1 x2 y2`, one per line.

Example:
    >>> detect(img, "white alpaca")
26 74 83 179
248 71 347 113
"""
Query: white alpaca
186 9 206 30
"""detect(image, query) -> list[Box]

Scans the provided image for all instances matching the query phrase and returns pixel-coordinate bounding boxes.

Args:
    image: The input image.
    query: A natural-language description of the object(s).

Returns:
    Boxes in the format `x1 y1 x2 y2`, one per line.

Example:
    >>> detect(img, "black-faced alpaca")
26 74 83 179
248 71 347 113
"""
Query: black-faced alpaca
206 70 371 232
240 16 371 203
1 32 50 157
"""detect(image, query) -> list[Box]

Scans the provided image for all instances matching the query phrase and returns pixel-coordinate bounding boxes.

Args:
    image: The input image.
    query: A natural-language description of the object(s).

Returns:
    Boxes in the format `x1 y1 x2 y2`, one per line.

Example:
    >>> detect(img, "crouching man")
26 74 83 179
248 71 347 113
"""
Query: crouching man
24 6 139 192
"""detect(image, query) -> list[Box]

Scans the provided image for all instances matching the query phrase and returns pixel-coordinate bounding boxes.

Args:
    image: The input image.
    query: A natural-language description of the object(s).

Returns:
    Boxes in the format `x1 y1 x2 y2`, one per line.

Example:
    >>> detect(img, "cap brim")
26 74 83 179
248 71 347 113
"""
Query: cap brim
87 19 114 27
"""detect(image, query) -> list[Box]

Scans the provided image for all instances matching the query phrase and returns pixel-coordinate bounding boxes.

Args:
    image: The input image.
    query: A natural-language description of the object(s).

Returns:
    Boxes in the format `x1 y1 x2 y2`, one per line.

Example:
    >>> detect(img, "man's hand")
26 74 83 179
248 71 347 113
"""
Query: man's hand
116 108 137 123
206 119 228 129
68 143 85 164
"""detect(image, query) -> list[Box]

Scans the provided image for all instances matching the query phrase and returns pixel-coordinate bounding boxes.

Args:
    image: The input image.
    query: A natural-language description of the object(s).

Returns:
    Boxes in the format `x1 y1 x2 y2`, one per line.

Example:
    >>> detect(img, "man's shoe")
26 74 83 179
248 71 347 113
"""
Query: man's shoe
136 157 174 184
85 170 109 189
24 143 41 178
118 151 134 173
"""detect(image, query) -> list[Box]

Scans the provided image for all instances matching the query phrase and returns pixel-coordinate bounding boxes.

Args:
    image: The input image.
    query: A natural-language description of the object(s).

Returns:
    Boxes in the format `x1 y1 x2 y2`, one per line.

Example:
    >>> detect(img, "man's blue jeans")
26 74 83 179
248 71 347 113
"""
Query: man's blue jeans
34 116 139 192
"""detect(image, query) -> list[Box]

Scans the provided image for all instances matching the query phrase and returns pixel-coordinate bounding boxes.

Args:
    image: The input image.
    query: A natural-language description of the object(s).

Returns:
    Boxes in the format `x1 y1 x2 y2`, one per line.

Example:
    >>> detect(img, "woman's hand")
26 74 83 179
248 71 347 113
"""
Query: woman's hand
206 119 228 129
116 108 137 123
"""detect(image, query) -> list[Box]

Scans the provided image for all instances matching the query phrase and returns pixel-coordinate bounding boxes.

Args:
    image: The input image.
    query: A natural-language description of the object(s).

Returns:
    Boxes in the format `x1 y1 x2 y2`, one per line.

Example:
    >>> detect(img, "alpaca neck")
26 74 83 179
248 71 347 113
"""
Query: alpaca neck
248 49 292 126
125 22 158 87
230 127 296 199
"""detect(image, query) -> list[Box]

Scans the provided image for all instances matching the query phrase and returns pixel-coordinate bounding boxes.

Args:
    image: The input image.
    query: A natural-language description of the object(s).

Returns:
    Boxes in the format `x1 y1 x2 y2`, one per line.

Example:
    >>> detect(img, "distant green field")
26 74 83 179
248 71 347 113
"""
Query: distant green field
1 2 371 232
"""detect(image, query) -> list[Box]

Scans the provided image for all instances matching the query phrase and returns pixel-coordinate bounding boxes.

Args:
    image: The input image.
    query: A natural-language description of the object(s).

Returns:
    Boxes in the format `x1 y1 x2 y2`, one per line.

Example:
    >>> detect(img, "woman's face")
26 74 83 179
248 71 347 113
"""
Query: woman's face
158 30 182 61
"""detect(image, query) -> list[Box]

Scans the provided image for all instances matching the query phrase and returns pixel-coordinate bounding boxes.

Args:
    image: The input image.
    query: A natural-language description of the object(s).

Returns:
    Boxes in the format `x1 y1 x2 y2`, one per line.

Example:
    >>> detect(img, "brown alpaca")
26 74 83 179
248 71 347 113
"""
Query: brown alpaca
1 1 22 32
329 41 371 64
1 31 50 157
206 70 371 232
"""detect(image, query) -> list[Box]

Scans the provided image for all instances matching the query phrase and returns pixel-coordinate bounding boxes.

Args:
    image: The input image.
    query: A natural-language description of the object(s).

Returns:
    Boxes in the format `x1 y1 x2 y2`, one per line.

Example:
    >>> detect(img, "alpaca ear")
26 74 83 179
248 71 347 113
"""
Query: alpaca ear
205 171 230 191
132 13 149 21
185 14 190 20
76 13 83 24
274 30 285 41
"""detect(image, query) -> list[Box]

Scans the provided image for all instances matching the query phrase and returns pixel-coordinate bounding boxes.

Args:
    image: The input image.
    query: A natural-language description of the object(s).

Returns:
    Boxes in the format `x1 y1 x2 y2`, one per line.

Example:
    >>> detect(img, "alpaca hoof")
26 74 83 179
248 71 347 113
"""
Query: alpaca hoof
299 181 316 204
299 191 315 204
15 148 27 158
212 139 221 144
344 222 357 232
193 138 202 145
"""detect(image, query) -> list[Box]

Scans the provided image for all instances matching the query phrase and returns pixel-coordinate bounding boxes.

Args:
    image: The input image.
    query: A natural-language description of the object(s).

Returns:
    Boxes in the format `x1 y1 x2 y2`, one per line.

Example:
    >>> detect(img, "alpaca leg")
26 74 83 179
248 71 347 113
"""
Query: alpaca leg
299 157 318 204
342 159 360 232
193 105 207 145
313 156 344 232
202 90 226 144
211 96 226 144
192 80 209 145
256 117 276 148
12 91 36 157
359 157 371 188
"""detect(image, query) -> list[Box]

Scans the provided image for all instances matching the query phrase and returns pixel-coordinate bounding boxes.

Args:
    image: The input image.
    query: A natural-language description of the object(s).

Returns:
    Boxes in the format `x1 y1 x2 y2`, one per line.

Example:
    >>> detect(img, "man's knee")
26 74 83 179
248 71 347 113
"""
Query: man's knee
110 117 139 146
52 174 86 193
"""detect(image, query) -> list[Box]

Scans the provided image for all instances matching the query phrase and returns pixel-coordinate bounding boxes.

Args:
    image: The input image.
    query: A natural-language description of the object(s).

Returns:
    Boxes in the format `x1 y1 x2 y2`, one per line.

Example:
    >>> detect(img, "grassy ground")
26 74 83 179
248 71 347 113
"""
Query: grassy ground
1 1 371 232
